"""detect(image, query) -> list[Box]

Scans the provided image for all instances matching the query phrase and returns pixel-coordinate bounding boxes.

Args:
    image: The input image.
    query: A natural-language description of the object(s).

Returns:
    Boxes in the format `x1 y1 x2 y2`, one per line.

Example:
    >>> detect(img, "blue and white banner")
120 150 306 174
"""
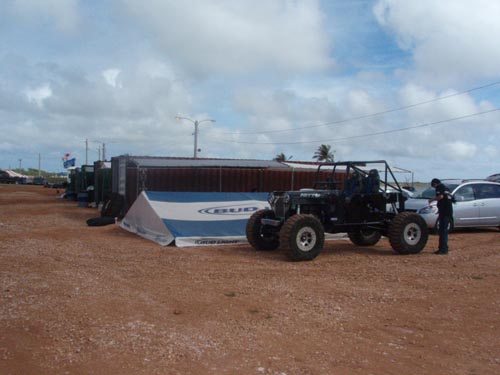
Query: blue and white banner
63 158 76 168
120 191 269 247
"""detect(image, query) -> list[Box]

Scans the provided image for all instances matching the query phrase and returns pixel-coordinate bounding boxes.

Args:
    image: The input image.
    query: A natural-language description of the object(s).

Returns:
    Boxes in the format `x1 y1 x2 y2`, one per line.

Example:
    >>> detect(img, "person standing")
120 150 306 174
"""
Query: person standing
430 178 453 255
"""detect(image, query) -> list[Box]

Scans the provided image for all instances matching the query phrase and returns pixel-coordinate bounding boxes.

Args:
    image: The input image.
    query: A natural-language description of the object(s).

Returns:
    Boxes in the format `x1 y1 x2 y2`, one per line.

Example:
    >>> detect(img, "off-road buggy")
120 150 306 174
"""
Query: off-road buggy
246 160 428 261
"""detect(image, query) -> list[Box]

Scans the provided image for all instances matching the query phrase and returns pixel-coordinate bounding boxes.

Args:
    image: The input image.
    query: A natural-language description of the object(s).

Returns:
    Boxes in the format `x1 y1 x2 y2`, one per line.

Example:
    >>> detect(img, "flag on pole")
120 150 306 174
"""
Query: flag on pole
63 158 75 168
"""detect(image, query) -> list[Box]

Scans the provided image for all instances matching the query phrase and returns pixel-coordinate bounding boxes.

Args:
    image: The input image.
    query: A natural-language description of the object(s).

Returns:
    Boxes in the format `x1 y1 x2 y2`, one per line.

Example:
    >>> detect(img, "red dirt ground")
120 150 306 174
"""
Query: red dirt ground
1 184 499 375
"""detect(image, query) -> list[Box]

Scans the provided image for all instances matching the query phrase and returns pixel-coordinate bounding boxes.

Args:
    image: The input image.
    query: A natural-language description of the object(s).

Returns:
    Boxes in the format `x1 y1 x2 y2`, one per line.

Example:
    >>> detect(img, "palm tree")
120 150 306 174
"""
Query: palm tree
274 153 292 162
313 144 335 162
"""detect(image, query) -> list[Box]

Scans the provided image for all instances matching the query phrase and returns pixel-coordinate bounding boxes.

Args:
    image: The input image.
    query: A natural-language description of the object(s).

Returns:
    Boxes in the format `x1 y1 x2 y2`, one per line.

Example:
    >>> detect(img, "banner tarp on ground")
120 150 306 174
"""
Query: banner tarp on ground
120 191 269 247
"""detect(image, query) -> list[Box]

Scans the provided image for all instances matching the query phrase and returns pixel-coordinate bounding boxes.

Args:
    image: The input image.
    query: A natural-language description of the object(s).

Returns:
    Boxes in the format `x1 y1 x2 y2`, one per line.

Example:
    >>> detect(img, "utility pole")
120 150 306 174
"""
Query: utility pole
194 121 200 158
91 140 115 162
175 116 216 158
38 153 41 176
18 159 22 170
85 138 89 164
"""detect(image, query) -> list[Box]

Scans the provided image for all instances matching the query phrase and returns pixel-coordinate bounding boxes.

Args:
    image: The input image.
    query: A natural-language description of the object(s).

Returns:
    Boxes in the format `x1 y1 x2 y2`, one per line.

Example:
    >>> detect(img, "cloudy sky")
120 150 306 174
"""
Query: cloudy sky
1 0 499 182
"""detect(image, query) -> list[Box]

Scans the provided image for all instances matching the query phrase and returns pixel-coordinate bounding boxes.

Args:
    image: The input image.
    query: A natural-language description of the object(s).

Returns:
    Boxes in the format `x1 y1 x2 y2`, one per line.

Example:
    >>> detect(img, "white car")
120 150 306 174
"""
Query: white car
487 173 500 182
408 180 500 231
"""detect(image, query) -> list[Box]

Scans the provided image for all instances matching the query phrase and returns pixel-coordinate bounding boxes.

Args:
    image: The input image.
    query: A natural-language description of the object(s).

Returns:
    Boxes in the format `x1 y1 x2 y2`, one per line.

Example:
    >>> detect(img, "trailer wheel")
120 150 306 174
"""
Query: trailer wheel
246 209 280 251
280 214 324 261
388 212 428 254
348 229 382 246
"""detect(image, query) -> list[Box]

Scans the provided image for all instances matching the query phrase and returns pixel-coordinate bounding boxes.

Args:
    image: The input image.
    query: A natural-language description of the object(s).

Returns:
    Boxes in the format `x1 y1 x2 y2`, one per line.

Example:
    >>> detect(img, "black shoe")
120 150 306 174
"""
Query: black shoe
434 250 448 255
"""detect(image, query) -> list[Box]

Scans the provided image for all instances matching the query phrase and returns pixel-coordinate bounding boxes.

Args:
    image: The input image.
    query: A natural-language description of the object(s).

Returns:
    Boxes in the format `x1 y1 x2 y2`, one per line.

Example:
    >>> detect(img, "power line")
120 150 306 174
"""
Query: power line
212 107 500 145
220 80 500 135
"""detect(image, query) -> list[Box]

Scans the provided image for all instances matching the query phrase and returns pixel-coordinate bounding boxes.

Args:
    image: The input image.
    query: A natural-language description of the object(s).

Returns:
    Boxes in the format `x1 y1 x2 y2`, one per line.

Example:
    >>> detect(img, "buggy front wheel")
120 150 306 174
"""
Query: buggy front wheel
280 214 325 261
388 212 428 254
246 209 280 251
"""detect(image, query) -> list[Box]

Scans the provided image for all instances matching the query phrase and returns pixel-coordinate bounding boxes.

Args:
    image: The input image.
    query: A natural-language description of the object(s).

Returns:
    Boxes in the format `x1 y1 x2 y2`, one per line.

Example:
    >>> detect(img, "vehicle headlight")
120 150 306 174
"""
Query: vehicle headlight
283 193 291 204
267 192 275 205
418 205 438 215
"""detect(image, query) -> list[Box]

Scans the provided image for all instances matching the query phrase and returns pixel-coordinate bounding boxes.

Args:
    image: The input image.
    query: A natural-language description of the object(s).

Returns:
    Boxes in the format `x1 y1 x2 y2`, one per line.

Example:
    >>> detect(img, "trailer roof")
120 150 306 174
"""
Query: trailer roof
120 156 287 169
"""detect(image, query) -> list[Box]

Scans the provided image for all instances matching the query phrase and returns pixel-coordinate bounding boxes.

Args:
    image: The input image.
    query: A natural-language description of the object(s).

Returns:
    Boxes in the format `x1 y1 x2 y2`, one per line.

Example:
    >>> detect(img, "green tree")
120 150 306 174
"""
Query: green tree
274 152 292 162
313 144 335 162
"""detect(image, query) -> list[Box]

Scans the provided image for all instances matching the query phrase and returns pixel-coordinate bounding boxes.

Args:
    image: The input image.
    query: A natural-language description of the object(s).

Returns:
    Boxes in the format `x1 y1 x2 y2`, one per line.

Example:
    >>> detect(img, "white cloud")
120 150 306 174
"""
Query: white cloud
24 84 52 107
374 0 500 86
345 89 386 116
398 84 479 120
137 60 177 80
443 141 477 160
102 69 122 88
1 0 499 181
120 0 333 76
0 57 199 166
484 145 498 159
10 0 80 33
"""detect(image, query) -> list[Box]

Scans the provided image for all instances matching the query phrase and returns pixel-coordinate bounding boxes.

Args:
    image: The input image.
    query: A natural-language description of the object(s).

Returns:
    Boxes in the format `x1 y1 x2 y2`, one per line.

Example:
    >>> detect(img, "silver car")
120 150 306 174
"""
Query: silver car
487 173 500 182
408 180 500 231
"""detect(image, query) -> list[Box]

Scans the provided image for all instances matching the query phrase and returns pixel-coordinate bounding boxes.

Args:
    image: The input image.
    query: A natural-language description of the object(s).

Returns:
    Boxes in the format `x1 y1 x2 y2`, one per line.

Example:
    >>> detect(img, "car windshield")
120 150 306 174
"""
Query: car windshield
413 184 459 199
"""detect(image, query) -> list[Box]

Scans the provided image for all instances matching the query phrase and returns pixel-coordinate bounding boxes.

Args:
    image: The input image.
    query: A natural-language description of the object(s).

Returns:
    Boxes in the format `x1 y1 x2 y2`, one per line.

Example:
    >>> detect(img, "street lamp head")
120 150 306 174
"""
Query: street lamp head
199 118 215 124
175 115 215 125
174 114 215 158
175 115 194 123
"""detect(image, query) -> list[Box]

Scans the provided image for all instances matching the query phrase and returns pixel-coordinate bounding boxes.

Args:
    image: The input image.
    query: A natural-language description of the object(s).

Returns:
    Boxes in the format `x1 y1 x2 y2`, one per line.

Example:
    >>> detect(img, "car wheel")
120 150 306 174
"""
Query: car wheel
280 214 324 261
246 209 280 251
435 217 454 233
388 212 429 254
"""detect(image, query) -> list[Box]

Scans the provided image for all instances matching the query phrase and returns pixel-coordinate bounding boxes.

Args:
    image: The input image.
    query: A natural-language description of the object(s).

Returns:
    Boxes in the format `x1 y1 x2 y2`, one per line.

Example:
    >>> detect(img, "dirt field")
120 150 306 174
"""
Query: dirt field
1 184 499 375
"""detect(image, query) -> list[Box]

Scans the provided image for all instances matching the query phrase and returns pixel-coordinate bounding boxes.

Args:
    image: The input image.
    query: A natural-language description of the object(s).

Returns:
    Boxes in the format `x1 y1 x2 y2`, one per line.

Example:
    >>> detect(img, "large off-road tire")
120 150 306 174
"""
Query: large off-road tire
280 214 325 261
348 229 382 246
388 212 429 254
246 209 280 251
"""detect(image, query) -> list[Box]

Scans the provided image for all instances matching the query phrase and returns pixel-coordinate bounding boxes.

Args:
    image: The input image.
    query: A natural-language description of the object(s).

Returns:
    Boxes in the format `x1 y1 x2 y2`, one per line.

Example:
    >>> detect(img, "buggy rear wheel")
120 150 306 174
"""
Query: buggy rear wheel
348 228 382 246
388 212 428 254
280 214 324 261
246 209 280 251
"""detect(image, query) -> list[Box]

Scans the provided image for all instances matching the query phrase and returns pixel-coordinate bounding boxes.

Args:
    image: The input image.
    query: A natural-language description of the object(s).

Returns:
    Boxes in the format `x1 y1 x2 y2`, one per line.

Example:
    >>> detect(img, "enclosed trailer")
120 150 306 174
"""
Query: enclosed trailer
111 156 346 213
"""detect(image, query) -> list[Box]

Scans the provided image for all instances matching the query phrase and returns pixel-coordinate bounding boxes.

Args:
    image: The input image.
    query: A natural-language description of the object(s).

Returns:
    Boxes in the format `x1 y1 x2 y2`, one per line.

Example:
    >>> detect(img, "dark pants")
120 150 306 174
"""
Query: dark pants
438 215 451 252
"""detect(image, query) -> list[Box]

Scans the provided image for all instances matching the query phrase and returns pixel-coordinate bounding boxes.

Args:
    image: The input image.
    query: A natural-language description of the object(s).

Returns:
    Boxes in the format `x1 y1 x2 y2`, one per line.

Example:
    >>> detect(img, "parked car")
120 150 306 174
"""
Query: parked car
385 186 414 213
486 173 500 182
407 180 500 231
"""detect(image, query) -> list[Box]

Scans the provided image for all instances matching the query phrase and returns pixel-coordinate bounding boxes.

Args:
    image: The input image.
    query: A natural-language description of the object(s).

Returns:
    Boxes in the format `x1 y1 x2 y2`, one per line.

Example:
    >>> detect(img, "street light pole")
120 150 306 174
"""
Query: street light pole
85 138 89 164
193 120 200 159
175 116 215 158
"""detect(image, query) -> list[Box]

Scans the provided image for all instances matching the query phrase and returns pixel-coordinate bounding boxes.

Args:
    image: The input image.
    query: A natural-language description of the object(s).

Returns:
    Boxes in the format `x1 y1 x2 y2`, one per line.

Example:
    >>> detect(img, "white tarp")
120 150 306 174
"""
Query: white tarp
120 191 269 247
3 170 27 178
